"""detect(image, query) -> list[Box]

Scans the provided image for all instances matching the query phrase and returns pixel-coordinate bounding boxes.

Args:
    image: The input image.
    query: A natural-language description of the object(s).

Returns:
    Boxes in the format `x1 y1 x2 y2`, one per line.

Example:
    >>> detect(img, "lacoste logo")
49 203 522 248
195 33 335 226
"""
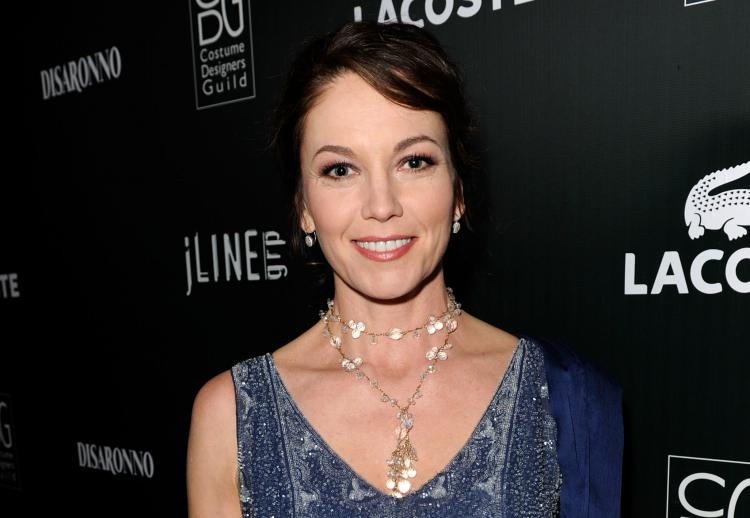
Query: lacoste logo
685 160 750 241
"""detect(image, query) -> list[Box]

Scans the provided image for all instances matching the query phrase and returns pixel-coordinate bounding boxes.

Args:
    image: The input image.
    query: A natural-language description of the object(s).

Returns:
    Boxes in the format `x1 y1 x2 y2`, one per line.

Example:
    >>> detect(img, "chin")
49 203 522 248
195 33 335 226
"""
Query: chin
355 274 421 302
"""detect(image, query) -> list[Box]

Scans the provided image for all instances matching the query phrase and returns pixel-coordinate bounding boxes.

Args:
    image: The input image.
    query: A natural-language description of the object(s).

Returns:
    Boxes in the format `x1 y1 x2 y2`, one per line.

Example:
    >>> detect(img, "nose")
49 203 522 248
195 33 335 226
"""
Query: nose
360 170 403 222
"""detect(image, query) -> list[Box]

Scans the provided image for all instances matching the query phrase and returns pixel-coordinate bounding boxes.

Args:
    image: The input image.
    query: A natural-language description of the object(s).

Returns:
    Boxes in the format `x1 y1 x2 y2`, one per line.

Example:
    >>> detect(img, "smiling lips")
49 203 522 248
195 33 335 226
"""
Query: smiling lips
352 235 416 262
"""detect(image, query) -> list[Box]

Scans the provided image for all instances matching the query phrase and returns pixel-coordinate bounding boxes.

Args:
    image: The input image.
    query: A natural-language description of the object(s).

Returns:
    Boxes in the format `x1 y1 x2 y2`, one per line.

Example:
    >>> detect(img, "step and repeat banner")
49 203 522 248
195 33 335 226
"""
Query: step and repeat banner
2 1 748 516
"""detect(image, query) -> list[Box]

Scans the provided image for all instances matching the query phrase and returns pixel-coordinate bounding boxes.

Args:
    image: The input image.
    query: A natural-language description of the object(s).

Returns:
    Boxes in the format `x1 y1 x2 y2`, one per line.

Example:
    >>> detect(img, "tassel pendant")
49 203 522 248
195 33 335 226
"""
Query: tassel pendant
386 412 418 498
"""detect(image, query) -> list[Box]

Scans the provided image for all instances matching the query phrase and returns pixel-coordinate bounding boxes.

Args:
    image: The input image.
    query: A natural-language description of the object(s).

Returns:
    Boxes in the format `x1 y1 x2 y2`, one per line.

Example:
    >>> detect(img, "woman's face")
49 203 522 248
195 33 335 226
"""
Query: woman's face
299 71 463 299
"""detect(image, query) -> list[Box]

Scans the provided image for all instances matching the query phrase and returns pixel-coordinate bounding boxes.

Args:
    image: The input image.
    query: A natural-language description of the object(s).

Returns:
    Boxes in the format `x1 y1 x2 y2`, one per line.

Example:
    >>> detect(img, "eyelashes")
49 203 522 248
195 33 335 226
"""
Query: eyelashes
319 161 352 180
318 154 437 181
403 154 437 168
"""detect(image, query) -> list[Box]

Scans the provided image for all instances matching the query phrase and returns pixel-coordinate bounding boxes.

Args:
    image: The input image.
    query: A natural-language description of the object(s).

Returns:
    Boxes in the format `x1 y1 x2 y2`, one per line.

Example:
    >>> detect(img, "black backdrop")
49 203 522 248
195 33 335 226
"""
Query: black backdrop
2 1 749 516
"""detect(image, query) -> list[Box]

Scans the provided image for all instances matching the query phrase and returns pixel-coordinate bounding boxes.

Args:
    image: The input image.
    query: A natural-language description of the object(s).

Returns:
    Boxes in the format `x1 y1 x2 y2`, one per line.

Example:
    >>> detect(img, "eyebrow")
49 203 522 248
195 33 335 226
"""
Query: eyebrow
313 135 439 159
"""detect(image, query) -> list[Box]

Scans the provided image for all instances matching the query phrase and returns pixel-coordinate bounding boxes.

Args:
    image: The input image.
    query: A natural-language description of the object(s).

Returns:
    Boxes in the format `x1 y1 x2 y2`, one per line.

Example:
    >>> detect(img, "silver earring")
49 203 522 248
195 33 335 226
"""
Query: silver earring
304 231 317 247
452 220 461 234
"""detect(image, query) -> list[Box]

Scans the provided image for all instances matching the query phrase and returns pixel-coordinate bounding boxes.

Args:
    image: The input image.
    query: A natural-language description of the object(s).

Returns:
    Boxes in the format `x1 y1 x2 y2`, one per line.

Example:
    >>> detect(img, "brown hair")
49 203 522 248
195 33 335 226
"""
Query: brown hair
269 20 480 260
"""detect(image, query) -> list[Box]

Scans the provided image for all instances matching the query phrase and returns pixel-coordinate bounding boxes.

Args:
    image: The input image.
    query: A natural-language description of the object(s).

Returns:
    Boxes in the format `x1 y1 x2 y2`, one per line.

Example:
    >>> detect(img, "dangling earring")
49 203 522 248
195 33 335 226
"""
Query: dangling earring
452 219 461 234
304 230 317 247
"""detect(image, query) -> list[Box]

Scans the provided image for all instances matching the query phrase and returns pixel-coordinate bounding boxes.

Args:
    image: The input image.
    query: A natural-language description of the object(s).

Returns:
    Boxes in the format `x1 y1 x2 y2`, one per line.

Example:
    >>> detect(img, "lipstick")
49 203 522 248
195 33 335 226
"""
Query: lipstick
352 236 416 262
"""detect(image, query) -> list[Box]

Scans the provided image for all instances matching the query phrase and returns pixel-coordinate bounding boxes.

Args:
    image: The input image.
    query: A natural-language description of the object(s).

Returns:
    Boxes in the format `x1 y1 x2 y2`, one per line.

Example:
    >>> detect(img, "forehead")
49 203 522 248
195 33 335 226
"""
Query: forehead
300 71 448 155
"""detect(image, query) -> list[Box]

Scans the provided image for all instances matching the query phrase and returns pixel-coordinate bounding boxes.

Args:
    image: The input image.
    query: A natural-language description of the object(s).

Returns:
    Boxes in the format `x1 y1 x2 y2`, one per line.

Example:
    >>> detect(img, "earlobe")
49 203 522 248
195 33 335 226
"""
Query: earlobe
452 199 465 234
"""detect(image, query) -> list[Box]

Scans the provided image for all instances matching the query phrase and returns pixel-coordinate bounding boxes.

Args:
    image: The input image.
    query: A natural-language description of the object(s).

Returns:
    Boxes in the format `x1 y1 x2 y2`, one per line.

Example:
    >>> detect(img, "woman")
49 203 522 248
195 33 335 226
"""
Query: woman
187 21 623 517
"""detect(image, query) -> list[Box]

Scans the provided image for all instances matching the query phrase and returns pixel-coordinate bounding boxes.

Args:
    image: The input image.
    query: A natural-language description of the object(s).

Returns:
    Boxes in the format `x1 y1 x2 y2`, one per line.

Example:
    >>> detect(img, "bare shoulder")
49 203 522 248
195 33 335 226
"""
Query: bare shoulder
191 370 236 441
191 370 236 424
187 370 241 518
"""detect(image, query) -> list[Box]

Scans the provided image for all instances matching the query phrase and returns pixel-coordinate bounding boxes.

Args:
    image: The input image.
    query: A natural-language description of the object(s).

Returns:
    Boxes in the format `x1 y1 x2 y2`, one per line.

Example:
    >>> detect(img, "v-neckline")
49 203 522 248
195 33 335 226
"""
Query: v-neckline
265 337 524 500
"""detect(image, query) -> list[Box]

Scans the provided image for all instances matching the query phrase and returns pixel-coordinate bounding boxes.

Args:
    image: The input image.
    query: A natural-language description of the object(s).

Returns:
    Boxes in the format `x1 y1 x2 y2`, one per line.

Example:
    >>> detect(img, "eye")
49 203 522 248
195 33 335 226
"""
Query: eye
401 154 435 171
320 162 354 181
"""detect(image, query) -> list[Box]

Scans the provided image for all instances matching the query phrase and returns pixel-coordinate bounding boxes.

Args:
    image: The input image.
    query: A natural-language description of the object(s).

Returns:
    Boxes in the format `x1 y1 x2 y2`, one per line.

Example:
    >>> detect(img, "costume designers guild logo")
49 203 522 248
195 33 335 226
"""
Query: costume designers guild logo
184 229 287 296
624 160 750 295
666 455 749 518
188 0 256 109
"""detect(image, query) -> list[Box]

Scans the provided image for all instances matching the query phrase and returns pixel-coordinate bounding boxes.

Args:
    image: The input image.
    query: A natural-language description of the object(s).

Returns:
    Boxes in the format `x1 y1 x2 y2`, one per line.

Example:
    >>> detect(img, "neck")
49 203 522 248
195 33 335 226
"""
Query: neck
325 270 459 379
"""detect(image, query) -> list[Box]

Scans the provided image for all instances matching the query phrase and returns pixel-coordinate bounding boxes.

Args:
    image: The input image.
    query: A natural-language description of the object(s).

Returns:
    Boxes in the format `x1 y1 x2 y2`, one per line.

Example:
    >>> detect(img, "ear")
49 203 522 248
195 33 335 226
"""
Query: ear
453 177 466 221
300 203 315 234
454 199 465 221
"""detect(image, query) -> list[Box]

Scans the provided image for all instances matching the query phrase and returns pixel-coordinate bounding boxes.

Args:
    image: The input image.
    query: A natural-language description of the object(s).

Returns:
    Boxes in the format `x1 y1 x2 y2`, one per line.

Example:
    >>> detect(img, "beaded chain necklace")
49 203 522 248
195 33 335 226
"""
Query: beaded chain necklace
318 287 462 498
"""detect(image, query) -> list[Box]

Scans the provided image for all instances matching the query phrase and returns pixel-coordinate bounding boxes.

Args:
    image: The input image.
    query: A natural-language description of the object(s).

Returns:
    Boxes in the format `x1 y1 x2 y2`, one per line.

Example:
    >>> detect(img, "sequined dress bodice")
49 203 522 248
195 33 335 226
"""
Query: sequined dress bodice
230 337 561 517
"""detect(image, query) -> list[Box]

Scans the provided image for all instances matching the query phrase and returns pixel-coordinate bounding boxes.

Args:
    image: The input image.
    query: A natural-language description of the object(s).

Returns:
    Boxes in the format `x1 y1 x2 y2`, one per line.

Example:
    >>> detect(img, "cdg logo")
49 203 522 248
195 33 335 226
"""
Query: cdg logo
0 400 12 448
677 473 749 518
668 456 749 518
195 0 245 45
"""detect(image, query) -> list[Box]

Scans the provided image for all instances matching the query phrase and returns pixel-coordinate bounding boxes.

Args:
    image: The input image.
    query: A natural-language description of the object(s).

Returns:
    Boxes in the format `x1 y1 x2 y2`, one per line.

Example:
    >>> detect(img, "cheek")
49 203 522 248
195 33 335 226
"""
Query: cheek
305 185 353 236
413 181 455 231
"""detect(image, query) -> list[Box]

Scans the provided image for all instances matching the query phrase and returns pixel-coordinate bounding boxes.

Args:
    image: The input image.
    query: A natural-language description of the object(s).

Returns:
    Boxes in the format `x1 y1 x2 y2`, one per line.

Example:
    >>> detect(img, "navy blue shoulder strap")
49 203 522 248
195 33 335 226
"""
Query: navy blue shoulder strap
518 333 624 518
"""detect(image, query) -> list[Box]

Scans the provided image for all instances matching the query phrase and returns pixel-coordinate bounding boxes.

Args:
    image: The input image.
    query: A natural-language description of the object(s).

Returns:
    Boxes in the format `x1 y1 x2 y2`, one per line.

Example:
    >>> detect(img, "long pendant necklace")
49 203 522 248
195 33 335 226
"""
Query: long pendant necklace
318 287 462 498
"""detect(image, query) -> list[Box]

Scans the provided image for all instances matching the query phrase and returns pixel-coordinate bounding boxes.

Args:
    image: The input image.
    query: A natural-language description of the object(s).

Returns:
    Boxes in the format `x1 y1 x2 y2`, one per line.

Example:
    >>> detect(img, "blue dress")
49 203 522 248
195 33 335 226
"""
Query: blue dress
230 335 622 517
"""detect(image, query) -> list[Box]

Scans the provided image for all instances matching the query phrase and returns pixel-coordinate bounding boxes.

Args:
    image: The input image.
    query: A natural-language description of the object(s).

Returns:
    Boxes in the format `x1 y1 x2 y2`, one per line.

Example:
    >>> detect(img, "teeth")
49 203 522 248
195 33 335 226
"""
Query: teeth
355 238 412 252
